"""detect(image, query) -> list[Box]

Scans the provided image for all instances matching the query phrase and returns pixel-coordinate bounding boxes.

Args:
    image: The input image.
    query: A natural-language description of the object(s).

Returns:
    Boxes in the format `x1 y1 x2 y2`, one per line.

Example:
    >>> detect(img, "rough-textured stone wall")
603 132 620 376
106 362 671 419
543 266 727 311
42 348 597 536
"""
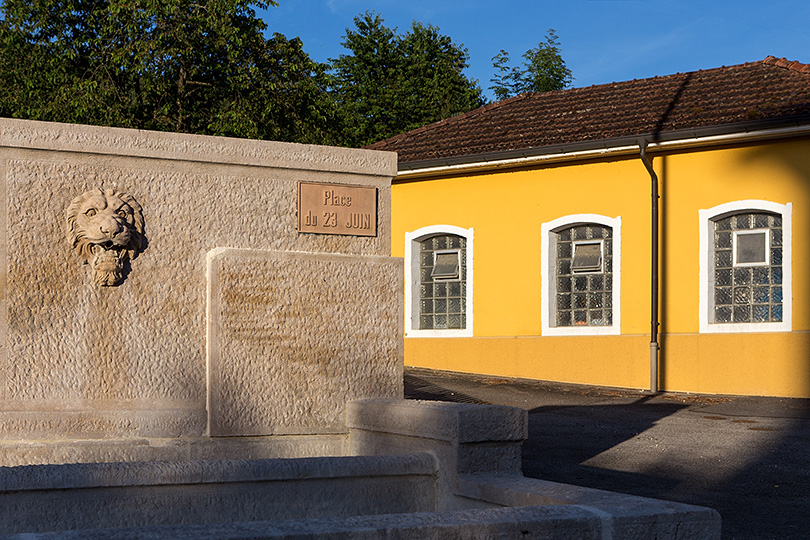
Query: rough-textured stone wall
0 118 401 441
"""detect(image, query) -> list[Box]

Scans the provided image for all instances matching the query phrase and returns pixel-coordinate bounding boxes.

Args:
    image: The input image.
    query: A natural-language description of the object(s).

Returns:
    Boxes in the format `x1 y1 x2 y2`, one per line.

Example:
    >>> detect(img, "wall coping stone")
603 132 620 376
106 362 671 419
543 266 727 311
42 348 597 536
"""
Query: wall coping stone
347 399 528 443
0 118 397 176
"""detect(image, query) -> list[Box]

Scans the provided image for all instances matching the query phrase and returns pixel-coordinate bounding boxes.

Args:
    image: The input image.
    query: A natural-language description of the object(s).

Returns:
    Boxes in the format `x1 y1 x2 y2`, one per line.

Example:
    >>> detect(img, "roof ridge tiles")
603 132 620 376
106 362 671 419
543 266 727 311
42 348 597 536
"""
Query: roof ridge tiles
762 55 810 74
366 92 537 148
448 92 536 122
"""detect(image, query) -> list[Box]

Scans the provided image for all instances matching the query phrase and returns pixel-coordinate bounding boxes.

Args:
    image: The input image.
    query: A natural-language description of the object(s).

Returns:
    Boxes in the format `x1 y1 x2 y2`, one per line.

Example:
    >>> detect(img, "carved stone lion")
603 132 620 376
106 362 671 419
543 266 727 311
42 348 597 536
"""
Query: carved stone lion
66 188 145 286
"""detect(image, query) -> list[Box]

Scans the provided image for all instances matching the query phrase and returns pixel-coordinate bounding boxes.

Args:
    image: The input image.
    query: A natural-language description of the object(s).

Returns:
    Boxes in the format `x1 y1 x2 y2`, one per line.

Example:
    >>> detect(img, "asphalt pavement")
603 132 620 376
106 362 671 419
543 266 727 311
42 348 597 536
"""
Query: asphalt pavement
404 367 810 540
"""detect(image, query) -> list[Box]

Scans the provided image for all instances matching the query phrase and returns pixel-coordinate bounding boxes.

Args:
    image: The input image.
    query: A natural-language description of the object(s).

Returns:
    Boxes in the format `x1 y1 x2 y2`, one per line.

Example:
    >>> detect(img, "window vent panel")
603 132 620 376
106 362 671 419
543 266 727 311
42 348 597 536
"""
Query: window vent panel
431 251 460 279
735 231 768 266
572 241 603 273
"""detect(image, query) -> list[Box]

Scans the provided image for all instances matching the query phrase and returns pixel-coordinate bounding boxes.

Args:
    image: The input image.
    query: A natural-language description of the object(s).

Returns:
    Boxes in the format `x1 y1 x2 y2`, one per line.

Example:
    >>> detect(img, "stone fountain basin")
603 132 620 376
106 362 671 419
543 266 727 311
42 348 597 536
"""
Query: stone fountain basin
0 400 719 539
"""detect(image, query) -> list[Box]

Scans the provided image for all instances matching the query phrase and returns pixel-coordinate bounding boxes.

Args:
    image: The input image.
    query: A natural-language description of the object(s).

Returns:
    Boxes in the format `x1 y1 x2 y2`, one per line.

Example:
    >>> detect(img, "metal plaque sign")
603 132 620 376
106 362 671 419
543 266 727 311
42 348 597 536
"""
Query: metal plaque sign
298 181 377 236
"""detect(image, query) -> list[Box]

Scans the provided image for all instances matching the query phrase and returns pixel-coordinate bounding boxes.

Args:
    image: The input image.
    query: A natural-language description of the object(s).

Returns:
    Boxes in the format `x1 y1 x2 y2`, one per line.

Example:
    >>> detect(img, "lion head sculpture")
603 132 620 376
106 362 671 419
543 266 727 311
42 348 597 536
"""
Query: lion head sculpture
66 188 145 287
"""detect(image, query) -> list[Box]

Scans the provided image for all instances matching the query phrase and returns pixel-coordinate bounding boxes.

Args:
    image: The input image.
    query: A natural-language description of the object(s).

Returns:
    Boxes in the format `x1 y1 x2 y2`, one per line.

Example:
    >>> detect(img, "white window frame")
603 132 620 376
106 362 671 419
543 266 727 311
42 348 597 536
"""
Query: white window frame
699 200 792 334
405 225 474 338
541 214 621 336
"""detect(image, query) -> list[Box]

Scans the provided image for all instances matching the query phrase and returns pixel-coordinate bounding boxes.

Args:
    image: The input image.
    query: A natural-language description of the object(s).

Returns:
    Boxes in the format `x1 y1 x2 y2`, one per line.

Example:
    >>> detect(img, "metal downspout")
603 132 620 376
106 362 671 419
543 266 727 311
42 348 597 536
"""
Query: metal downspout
639 140 660 394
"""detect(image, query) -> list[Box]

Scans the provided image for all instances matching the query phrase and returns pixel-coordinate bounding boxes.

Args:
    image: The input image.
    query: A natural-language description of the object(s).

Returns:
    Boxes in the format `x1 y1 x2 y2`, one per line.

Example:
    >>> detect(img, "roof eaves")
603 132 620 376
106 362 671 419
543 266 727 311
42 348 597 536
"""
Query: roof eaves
396 114 810 175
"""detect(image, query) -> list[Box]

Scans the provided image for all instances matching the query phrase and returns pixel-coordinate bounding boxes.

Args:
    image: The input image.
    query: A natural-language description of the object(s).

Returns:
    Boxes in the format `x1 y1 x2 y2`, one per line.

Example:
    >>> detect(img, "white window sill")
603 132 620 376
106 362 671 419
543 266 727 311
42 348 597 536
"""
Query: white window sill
699 321 790 334
541 325 621 337
405 328 473 338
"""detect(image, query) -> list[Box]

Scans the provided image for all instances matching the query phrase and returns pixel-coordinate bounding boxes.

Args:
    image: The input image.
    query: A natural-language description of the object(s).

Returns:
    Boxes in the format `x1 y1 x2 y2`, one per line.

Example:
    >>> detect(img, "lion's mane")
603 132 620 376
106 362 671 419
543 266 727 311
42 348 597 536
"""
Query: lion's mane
66 188 145 286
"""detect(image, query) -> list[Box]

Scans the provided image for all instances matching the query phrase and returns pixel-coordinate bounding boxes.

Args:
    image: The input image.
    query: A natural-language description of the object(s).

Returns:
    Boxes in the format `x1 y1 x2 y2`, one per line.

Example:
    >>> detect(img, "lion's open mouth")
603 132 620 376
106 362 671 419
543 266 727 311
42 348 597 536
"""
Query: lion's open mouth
91 241 119 255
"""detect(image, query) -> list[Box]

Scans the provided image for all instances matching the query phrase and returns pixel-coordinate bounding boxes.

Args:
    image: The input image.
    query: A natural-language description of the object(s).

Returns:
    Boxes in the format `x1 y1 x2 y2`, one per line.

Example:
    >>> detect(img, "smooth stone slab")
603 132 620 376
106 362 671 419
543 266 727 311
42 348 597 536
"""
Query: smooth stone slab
208 249 403 436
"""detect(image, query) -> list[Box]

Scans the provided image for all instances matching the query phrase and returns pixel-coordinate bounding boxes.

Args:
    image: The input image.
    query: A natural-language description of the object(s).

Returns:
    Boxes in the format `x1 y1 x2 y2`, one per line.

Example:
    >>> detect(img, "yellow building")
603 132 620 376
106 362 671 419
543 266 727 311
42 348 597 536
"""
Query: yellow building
370 56 810 398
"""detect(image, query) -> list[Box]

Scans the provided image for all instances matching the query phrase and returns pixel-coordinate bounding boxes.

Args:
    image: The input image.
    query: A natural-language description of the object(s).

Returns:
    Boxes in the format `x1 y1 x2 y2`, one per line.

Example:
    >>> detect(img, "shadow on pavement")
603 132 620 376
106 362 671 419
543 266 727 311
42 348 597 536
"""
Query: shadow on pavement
521 400 810 540
522 399 686 493
404 368 810 540
404 372 487 404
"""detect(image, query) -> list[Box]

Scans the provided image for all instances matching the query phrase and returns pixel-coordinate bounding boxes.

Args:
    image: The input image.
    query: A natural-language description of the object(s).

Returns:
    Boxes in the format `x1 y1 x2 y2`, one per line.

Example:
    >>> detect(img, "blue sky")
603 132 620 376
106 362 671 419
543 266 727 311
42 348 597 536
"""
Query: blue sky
259 0 810 100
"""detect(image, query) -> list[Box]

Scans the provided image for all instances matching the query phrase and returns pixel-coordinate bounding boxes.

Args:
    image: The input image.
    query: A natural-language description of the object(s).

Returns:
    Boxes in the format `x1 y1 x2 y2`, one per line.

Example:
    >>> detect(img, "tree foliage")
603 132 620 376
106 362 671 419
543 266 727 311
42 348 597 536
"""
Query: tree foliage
0 0 340 143
1 4 572 146
490 49 523 101
328 12 483 147
489 29 573 100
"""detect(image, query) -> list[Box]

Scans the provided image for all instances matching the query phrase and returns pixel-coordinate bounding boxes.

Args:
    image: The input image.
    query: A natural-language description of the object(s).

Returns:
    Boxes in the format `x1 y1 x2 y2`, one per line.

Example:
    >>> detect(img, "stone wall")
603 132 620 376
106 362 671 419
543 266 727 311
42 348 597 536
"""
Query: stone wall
0 118 401 444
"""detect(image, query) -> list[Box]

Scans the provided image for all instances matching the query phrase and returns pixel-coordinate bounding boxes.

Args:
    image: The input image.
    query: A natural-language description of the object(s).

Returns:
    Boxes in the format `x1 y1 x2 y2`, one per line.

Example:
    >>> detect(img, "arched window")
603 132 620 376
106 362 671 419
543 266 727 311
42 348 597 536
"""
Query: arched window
541 215 621 336
405 225 473 337
699 201 791 333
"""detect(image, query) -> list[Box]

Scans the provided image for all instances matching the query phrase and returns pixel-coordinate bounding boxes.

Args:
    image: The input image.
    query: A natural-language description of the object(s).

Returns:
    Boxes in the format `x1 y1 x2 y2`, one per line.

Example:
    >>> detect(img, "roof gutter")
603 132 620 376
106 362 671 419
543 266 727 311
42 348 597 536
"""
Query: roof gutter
393 120 810 181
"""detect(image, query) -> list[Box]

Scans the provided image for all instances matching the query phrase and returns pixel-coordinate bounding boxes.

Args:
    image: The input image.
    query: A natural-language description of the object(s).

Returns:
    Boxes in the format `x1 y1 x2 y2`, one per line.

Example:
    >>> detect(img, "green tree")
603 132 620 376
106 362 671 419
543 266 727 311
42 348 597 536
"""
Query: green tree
327 12 400 146
489 29 573 100
329 11 483 146
489 49 522 101
0 0 339 143
522 29 574 92
398 22 483 130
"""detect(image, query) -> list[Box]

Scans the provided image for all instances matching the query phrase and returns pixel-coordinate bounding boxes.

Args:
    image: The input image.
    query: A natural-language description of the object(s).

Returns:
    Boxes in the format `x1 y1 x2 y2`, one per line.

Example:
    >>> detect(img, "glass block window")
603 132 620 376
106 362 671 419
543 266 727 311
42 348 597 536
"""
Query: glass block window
712 212 782 324
419 234 467 330
700 200 791 334
554 224 613 327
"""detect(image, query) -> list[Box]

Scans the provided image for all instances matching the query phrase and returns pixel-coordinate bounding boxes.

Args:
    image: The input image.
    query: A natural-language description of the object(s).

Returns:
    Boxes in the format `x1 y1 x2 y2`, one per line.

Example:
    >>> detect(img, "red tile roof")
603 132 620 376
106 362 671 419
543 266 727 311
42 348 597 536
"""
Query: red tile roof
367 56 810 167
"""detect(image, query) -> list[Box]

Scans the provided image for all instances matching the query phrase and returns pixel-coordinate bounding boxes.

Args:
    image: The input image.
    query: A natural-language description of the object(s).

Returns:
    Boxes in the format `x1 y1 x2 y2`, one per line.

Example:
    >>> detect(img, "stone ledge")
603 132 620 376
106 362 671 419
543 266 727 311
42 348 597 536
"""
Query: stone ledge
347 399 527 443
1 506 604 540
0 435 347 467
0 453 437 491
457 474 722 540
0 410 207 441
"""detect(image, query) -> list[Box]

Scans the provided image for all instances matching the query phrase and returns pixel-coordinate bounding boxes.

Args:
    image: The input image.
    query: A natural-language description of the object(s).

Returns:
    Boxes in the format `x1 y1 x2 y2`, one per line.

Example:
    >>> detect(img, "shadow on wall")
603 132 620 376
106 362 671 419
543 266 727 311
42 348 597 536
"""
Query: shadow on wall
738 140 810 339
656 136 810 395
658 154 670 392
651 72 703 393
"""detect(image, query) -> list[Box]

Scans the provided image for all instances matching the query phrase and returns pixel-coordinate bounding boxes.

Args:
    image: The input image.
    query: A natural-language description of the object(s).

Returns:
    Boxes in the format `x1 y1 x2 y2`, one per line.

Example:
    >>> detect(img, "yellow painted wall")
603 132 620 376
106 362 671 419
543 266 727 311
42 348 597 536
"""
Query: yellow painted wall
392 138 810 398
